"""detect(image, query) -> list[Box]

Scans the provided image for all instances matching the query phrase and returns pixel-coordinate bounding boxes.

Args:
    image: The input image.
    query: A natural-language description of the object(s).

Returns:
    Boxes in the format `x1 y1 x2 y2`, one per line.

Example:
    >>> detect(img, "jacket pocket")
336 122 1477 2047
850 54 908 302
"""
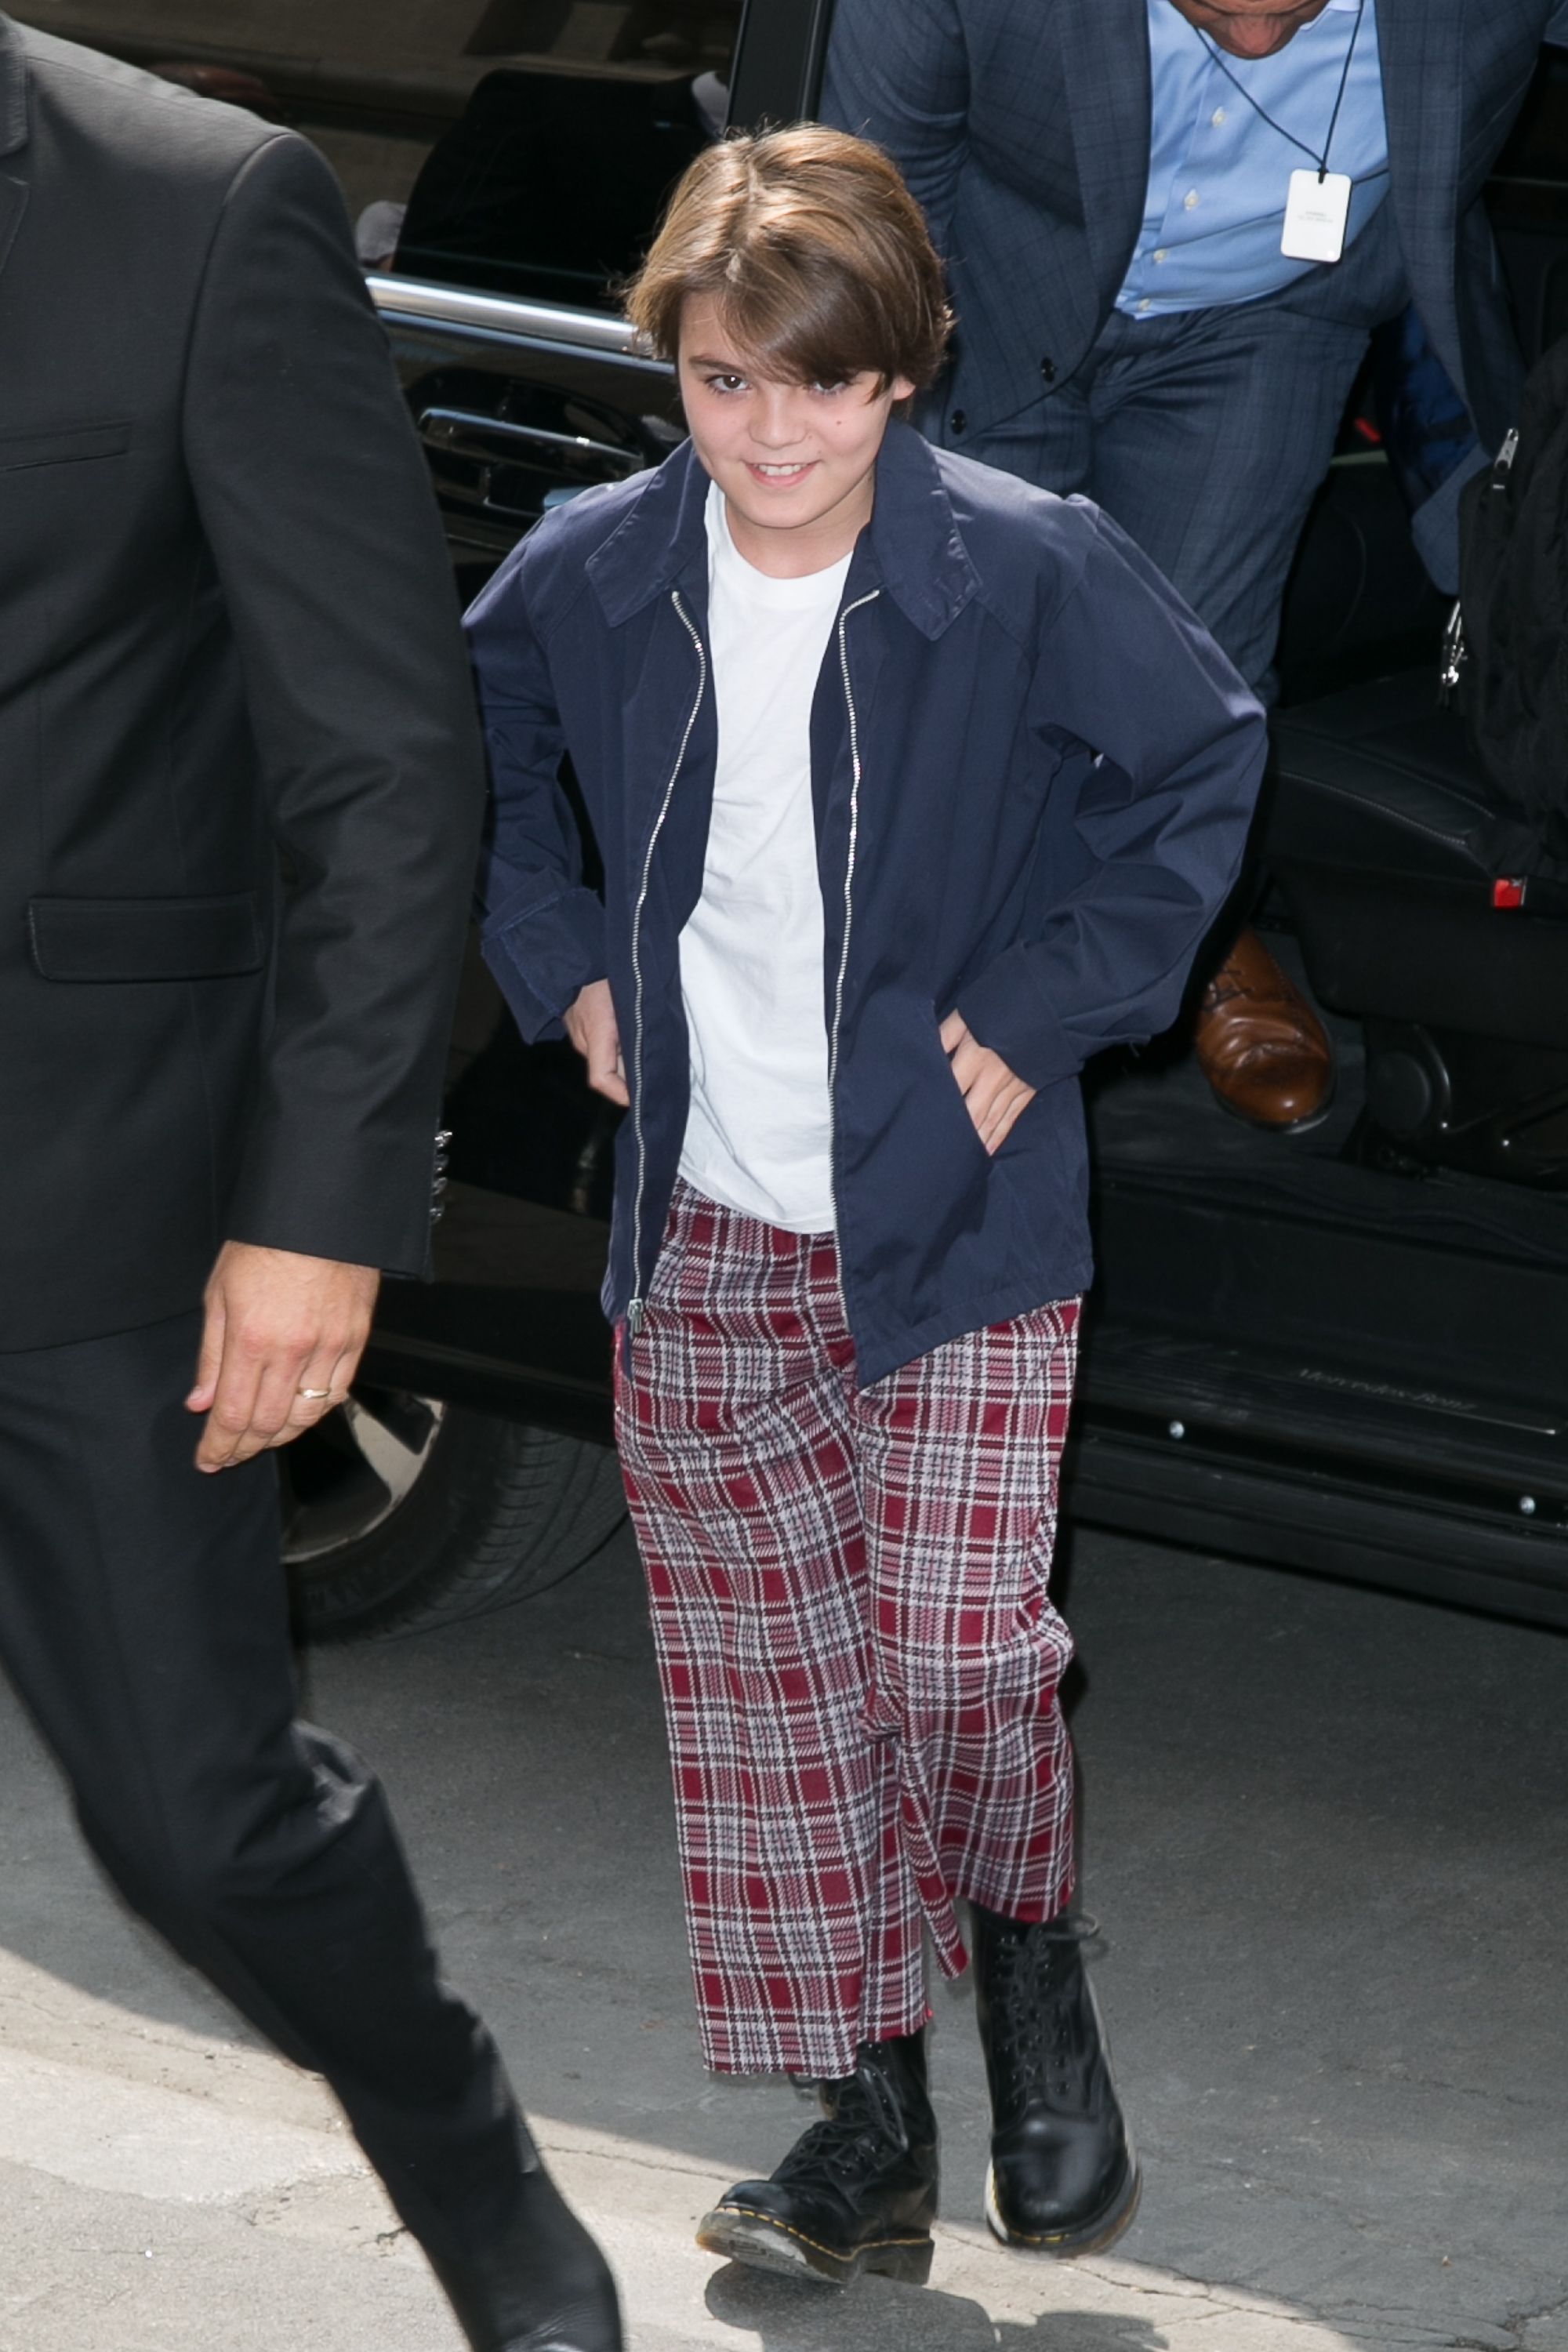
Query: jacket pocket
927 1000 993 1171
0 420 132 471
28 895 266 982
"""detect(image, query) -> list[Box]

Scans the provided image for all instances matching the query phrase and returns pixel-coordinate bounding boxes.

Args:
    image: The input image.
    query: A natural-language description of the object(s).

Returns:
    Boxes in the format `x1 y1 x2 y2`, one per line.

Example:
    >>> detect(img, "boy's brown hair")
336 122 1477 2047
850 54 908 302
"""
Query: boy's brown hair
624 125 953 393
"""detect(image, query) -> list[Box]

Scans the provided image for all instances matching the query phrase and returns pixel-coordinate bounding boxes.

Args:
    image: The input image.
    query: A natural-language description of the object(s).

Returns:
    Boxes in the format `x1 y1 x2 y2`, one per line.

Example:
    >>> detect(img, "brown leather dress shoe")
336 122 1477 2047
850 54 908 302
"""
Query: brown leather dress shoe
1194 927 1334 1130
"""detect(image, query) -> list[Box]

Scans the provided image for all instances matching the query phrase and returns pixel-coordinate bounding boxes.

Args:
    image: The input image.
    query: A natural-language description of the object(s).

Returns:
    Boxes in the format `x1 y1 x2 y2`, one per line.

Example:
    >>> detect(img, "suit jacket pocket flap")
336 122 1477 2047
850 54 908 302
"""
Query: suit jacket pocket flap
0 419 133 471
28 895 266 982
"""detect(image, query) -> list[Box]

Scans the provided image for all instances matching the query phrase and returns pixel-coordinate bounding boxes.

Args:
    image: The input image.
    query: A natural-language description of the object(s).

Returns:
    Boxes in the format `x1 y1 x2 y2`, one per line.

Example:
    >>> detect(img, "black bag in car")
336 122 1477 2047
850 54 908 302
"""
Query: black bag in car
1446 332 1568 862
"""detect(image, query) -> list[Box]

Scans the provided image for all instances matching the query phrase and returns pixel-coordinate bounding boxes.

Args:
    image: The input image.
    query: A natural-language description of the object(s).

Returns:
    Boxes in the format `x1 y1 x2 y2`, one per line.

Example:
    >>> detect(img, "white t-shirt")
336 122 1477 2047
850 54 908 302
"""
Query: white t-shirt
676 483 851 1232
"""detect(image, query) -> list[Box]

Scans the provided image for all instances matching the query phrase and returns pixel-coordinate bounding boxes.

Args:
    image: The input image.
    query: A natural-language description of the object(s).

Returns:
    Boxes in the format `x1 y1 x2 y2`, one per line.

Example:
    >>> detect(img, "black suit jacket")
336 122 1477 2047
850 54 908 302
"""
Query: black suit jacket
0 20 485 1351
824 0 1568 452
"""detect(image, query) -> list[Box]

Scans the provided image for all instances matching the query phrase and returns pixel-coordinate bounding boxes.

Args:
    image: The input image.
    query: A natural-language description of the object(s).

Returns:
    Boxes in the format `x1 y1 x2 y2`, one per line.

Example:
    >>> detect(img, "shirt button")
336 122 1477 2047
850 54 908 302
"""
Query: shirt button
1138 298 1152 313
1040 356 1057 383
1184 189 1200 210
1153 248 1168 263
1212 106 1226 125
950 408 967 434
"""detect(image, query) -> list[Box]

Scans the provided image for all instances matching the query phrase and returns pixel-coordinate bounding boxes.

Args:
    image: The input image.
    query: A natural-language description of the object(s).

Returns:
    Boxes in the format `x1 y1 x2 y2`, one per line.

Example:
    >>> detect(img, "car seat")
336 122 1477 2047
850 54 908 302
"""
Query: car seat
1267 670 1568 1185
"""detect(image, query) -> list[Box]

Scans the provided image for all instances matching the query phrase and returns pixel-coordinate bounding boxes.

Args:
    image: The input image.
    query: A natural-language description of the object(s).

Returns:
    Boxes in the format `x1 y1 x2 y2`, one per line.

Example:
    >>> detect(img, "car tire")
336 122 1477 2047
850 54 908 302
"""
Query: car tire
281 1385 628 1642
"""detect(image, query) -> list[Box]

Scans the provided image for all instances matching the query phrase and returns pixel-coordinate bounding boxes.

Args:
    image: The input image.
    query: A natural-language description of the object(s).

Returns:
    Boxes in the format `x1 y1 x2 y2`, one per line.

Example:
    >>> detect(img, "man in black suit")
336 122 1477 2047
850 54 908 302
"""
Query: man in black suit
0 20 618 2351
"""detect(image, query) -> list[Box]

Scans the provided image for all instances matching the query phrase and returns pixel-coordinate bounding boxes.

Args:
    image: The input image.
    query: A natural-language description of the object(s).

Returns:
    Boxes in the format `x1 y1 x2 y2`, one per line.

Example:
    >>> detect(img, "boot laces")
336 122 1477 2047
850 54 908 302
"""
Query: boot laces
775 2058 907 2194
989 1921 1091 2107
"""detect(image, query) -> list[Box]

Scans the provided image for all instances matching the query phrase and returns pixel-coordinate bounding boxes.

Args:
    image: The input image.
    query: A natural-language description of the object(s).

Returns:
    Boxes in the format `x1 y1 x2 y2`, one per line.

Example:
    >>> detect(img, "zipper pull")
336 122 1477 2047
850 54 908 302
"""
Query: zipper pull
627 1297 645 1337
1439 600 1467 705
1493 426 1520 486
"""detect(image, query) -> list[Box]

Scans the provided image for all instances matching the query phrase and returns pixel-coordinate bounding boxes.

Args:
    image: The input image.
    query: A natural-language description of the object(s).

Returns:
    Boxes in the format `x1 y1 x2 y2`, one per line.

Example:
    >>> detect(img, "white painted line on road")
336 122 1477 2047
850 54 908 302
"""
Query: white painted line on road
0 2048 365 2205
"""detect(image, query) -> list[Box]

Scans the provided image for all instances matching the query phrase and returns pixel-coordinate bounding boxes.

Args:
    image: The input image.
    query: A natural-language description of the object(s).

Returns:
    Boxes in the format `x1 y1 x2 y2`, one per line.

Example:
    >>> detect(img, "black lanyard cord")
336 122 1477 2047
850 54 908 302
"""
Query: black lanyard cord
1194 0 1367 183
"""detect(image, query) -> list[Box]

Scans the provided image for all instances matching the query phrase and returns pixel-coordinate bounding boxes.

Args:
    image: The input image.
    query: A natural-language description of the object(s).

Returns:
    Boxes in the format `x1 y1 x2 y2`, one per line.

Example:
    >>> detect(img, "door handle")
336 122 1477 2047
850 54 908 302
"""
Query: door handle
417 406 641 478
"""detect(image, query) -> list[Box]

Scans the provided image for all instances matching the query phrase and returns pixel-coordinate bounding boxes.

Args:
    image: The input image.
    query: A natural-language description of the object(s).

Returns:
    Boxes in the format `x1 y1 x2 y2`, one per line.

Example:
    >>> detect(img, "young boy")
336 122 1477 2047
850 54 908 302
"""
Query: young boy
468 127 1265 2288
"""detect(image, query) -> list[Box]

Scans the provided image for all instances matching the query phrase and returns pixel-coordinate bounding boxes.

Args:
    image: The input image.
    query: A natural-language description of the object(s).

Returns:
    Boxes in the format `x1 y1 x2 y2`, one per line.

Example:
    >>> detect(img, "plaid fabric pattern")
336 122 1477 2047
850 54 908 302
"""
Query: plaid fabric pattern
615 1180 1080 2078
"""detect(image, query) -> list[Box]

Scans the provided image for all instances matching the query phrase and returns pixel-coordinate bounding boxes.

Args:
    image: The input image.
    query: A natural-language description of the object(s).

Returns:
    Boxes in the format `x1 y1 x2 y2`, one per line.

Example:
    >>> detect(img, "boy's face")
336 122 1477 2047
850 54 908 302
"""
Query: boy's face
677 295 914 576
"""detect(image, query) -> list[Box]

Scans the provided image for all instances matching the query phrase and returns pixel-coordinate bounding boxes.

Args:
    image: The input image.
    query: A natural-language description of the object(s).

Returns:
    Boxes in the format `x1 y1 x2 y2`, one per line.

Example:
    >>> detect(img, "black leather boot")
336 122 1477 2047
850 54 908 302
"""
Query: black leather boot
696 2032 938 2286
425 2159 624 2351
971 1906 1140 2256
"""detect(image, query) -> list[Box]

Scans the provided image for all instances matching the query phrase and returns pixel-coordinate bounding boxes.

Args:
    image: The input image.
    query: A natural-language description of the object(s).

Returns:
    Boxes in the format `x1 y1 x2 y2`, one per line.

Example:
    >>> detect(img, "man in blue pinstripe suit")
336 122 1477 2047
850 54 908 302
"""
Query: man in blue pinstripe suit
825 0 1568 1127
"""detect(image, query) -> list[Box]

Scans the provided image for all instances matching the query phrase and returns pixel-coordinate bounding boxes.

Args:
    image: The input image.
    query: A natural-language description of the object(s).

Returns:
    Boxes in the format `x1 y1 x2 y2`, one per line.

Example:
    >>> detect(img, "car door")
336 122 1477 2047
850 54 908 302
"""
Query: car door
284 0 838 1635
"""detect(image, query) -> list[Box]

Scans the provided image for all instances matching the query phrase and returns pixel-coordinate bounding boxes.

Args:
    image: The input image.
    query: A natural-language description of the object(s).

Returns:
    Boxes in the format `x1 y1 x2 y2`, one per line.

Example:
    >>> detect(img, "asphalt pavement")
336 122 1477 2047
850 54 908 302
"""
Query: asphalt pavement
0 1515 1564 2351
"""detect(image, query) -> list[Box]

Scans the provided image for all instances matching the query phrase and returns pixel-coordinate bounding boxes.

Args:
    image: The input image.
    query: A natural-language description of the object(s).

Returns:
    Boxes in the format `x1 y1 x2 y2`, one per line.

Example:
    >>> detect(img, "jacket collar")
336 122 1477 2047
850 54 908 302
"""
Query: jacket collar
587 419 978 643
0 18 27 160
587 430 710 626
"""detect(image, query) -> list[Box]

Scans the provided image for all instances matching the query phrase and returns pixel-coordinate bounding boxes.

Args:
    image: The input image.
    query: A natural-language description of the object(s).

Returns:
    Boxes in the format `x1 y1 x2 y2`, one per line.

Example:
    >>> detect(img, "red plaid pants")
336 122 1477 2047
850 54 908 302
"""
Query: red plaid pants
615 1181 1080 2078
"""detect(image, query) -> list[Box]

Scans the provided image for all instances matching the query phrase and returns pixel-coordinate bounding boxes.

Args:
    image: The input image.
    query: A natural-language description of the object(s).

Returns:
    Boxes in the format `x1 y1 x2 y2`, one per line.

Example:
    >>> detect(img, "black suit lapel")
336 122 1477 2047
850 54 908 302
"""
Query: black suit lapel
0 174 24 280
0 13 27 281
0 14 26 156
1056 0 1152 303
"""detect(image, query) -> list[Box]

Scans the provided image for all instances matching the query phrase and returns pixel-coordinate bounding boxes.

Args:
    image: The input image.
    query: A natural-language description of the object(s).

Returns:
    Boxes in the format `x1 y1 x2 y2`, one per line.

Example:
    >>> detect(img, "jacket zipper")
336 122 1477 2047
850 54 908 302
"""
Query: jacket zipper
626 588 706 1339
826 590 883 1301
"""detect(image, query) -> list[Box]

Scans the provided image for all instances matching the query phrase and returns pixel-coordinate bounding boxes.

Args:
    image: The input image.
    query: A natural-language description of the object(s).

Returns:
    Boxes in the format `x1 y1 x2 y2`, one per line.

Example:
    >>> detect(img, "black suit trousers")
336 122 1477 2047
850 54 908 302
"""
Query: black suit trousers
0 1310 525 2266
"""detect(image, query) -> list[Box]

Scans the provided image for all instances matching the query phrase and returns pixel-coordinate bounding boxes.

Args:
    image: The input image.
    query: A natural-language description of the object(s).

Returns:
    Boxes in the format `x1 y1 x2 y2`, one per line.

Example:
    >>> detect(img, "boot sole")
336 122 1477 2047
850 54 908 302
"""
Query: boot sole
696 2204 935 2288
984 2147 1142 2259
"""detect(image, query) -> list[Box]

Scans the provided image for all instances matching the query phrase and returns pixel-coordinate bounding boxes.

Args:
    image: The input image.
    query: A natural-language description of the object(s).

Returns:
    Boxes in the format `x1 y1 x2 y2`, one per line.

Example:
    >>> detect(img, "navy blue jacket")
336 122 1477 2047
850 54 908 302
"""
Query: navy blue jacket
467 423 1265 1385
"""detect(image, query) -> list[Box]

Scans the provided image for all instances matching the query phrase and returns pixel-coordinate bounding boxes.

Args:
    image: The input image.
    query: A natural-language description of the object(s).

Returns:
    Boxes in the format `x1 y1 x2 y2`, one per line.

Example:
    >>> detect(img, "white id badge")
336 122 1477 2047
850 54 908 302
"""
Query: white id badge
1281 169 1352 263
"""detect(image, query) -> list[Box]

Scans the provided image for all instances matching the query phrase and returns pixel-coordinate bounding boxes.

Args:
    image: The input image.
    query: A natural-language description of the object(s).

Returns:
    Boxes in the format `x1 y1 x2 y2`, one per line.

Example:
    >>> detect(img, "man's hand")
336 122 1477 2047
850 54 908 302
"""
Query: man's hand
564 978 630 1106
187 1242 381 1472
940 1011 1037 1154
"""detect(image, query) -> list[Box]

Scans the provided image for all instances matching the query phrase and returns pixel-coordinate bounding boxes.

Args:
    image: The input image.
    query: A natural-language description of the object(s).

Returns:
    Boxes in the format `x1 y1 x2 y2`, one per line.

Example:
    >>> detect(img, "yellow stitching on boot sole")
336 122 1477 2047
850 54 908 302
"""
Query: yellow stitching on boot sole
702 2205 932 2264
985 2161 1140 2247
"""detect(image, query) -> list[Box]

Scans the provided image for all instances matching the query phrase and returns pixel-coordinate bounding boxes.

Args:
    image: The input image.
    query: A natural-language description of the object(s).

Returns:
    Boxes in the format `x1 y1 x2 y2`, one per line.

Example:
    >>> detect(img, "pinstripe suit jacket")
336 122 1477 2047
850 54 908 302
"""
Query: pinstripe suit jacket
823 0 1568 450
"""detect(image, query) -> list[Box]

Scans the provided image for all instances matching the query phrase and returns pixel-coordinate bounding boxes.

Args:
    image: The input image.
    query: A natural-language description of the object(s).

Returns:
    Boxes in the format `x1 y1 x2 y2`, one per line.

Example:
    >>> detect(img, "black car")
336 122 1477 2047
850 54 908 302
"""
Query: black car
267 0 1568 1642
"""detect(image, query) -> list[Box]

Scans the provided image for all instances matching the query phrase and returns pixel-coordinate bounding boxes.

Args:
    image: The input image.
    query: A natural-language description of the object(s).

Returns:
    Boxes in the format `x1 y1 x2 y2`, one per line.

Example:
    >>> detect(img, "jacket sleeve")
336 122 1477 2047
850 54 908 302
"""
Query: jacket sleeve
956 507 1267 1088
819 0 971 255
182 133 485 1276
465 548 608 1043
1550 4 1568 45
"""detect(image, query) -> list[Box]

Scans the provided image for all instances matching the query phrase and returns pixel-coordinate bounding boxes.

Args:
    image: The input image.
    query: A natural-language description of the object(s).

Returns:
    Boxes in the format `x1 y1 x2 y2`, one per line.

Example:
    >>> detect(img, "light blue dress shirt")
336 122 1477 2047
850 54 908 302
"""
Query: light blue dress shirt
1116 0 1390 318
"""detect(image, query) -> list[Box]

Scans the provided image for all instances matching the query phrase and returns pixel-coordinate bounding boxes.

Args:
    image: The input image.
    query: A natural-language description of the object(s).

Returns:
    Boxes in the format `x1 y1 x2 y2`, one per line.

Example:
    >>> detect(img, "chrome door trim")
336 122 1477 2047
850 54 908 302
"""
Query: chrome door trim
369 274 671 369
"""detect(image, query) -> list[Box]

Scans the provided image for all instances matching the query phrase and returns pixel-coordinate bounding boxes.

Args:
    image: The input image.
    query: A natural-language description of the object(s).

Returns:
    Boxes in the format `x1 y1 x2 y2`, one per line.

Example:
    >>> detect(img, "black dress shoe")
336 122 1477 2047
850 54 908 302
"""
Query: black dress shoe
426 2160 623 2351
972 1906 1140 2256
696 2032 938 2287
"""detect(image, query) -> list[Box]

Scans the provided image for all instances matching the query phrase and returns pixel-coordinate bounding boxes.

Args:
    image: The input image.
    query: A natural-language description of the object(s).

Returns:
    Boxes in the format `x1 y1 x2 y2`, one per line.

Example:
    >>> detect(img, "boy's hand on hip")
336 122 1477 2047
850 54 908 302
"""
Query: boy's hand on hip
941 1012 1037 1154
187 1243 380 1471
565 978 630 1106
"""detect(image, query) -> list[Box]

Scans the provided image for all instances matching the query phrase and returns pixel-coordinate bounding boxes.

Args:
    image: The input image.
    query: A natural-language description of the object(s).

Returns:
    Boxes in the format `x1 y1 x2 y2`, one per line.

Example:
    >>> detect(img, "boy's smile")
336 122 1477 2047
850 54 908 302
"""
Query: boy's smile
677 295 914 578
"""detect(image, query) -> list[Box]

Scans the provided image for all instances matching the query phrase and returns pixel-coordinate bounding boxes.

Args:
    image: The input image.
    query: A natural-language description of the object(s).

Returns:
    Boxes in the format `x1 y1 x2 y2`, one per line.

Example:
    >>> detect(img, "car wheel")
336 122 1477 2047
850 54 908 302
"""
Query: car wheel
281 1385 628 1642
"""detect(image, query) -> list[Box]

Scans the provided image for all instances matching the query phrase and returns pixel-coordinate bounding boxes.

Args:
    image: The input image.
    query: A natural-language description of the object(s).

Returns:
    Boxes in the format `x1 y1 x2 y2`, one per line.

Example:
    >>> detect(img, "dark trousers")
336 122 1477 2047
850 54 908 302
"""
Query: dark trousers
944 299 1373 695
0 1308 525 2266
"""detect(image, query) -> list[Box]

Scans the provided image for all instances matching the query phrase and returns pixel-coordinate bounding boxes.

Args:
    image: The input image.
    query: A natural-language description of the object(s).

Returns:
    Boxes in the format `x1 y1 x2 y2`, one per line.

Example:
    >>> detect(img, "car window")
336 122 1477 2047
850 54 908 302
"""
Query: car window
50 2 739 303
393 65 719 307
